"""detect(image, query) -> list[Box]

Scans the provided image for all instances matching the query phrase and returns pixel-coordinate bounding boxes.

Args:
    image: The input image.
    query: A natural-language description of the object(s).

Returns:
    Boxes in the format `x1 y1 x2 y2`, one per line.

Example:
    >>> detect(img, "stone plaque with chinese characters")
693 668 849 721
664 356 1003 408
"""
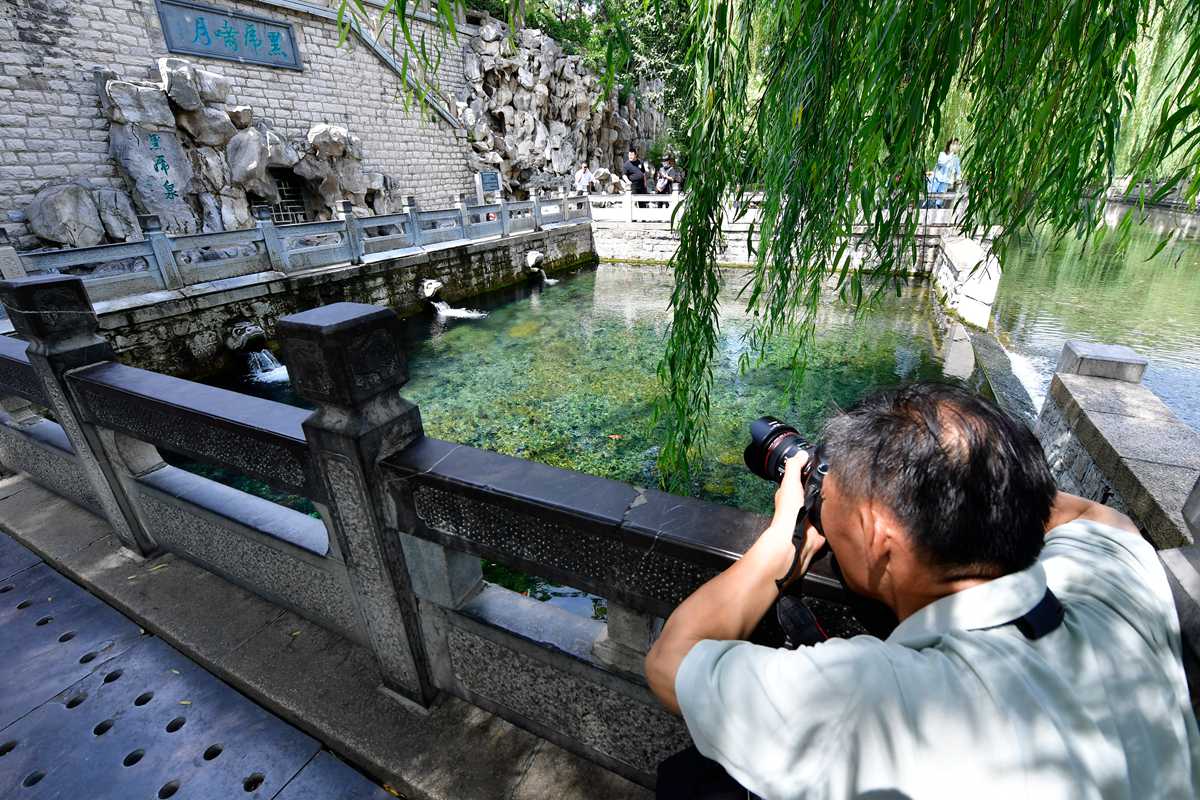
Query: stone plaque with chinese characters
155 0 302 71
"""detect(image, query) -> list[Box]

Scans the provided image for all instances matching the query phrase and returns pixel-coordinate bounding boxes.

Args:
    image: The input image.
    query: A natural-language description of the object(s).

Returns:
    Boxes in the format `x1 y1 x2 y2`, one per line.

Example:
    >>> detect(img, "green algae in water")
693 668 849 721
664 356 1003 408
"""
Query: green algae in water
402 264 953 516
188 263 958 617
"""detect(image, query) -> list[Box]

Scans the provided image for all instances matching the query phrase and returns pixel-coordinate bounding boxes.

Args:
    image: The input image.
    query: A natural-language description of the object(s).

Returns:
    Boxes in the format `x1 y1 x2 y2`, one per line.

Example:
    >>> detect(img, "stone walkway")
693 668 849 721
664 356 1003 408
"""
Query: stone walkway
0 475 651 800
0 527 391 799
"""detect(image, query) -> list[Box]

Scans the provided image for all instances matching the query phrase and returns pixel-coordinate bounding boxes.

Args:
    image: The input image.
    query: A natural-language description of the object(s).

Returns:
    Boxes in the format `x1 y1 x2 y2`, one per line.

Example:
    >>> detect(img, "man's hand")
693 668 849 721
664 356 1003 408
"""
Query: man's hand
645 453 826 714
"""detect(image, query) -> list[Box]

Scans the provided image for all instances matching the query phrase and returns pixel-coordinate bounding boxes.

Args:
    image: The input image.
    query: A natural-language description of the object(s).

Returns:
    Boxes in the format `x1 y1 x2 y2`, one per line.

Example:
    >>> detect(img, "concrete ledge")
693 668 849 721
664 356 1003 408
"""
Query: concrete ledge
0 476 652 800
1045 373 1199 547
1057 340 1148 383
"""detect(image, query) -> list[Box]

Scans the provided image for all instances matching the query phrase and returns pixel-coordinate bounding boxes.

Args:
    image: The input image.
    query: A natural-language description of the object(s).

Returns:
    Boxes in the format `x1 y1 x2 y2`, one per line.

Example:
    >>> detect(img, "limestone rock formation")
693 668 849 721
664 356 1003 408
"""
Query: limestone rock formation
94 188 142 242
102 80 175 130
458 16 667 196
227 128 278 204
158 58 203 111
227 105 253 129
195 68 232 104
108 123 198 234
27 183 106 248
175 106 237 147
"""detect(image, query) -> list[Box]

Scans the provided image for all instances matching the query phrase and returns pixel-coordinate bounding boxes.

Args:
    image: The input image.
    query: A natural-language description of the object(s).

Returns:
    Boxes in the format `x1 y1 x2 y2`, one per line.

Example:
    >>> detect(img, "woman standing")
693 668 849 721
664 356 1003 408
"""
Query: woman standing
927 138 961 206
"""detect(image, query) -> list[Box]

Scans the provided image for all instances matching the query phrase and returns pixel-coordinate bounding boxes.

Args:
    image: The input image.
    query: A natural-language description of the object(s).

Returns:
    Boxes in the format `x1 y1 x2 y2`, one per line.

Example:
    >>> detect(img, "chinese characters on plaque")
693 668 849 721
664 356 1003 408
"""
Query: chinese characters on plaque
155 0 302 71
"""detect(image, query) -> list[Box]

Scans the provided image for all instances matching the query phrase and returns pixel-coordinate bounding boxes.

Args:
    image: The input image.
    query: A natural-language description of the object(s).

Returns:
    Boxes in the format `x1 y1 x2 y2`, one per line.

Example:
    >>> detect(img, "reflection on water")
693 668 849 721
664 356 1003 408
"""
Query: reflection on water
992 212 1200 428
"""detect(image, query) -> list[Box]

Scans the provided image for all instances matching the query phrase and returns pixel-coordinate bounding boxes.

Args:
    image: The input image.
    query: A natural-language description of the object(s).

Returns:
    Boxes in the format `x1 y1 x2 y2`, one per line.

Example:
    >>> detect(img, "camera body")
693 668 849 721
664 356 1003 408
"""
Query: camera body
743 416 829 534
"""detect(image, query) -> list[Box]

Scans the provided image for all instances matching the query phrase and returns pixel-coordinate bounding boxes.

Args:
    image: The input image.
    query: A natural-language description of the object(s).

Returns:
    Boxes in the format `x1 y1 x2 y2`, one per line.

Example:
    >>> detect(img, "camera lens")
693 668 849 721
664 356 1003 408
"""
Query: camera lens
743 416 811 483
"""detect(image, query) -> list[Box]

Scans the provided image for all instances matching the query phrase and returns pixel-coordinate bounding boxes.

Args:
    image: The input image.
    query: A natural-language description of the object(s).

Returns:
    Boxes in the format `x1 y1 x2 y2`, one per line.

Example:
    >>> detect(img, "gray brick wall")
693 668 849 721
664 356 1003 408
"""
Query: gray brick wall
0 0 474 248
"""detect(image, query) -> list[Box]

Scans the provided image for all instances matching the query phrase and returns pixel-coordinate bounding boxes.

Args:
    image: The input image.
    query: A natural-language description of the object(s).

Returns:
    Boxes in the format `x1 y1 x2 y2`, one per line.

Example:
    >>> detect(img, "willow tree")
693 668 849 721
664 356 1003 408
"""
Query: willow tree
341 0 1200 491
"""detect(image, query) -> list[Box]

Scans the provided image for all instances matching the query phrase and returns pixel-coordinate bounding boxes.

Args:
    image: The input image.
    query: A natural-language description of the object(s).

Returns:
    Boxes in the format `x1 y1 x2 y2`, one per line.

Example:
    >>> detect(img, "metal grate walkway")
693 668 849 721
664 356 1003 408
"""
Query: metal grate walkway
0 532 391 799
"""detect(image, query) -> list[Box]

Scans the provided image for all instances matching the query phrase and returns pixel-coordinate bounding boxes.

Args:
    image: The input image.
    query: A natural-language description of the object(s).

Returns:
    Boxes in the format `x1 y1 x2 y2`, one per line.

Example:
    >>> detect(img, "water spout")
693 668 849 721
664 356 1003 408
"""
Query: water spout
246 349 289 383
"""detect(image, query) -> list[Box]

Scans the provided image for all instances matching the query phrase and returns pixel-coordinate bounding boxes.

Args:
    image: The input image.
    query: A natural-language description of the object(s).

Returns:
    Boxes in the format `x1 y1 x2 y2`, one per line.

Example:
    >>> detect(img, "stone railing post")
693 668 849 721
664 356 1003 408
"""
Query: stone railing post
139 214 185 290
593 602 658 675
498 198 511 237
278 302 437 707
0 230 27 280
255 206 290 272
531 192 543 230
404 197 424 248
1055 340 1148 383
0 275 157 555
625 188 635 223
558 187 570 222
341 201 365 265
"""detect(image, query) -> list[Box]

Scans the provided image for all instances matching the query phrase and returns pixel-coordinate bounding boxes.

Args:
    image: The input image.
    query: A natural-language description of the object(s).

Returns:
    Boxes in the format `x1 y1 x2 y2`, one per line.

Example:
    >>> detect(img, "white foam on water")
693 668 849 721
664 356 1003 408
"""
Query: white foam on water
432 300 488 320
542 277 560 286
1003 346 1053 412
246 349 290 383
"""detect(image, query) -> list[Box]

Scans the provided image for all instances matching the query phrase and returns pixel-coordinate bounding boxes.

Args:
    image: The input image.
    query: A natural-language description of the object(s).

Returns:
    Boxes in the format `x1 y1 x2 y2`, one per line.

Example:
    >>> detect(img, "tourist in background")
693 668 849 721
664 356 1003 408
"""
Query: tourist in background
623 148 648 195
662 155 684 192
573 162 595 194
926 137 961 207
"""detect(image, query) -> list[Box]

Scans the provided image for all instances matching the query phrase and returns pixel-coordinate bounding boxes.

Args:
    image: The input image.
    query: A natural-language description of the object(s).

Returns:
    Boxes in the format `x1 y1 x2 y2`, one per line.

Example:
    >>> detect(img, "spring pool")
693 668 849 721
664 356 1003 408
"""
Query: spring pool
196 263 962 617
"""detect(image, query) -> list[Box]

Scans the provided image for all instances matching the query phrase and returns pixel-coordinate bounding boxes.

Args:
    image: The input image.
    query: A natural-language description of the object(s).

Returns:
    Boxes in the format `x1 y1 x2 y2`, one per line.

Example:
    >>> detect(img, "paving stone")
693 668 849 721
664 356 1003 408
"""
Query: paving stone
512 741 653 800
0 528 40 581
0 562 143 729
276 751 394 800
0 480 111 562
216 610 543 800
0 635 320 800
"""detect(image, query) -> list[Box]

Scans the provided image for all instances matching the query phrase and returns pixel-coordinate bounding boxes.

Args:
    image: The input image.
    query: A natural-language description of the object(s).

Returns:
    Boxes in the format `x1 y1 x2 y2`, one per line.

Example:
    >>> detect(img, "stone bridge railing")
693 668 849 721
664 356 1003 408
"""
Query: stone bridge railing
0 274 857 786
0 193 592 306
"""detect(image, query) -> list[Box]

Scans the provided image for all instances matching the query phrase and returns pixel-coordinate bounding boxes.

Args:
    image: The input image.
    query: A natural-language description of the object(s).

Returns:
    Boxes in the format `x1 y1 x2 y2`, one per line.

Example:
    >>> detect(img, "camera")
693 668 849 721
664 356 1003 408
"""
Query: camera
743 416 829 534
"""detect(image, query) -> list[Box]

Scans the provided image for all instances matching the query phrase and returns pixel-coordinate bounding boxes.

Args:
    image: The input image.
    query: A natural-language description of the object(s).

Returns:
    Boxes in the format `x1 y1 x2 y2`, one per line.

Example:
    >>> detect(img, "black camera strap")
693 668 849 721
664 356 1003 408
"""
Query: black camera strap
1007 589 1065 640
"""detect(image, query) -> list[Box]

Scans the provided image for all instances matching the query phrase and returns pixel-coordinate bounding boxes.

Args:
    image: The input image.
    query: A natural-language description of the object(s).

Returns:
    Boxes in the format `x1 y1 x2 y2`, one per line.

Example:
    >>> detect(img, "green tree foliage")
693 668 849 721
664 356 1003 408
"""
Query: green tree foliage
342 0 1200 491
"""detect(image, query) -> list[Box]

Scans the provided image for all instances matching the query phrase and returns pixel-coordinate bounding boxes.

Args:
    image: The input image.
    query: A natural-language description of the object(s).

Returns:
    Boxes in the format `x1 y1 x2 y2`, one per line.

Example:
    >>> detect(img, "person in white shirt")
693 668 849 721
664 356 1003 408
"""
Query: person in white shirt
646 382 1200 799
574 162 595 194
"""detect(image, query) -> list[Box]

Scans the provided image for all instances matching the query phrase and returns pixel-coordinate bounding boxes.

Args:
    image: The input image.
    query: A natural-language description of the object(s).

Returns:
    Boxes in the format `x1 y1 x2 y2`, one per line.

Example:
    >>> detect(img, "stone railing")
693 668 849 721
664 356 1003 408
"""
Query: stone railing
1 193 592 306
0 274 857 786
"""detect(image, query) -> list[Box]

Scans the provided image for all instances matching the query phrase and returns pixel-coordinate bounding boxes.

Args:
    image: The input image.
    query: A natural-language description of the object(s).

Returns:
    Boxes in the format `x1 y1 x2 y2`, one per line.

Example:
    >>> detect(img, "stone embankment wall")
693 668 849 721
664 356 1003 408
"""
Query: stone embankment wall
0 0 473 249
1036 340 1200 548
97 222 595 378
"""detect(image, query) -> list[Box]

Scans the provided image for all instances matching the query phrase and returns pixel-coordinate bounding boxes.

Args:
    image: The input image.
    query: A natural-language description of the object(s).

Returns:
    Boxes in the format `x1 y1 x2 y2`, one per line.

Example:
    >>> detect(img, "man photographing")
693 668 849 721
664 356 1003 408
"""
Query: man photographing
646 383 1200 798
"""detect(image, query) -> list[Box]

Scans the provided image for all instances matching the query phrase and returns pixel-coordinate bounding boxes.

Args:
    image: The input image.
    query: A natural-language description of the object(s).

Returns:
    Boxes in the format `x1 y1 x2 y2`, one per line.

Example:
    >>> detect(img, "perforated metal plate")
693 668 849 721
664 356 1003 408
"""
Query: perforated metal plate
0 533 40 582
0 562 143 729
0 636 321 799
275 751 393 800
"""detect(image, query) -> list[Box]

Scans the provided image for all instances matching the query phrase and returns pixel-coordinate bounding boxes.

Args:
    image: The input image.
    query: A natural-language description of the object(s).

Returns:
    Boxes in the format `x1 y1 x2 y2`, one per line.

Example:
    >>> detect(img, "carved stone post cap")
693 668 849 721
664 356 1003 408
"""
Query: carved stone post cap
138 214 163 232
1056 340 1148 384
0 274 98 342
253 205 273 222
1185 475 1200 540
277 302 408 407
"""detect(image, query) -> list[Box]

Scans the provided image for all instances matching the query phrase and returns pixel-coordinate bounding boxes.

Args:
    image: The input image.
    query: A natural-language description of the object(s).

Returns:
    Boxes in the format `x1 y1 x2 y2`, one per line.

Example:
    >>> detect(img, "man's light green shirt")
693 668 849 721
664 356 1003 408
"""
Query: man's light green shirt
676 520 1200 799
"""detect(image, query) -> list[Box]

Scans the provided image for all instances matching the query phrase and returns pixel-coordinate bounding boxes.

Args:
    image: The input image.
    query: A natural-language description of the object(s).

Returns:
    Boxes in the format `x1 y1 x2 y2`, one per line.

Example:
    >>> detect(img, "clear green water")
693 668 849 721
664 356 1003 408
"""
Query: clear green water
201 263 957 617
992 213 1200 428
223 263 956 516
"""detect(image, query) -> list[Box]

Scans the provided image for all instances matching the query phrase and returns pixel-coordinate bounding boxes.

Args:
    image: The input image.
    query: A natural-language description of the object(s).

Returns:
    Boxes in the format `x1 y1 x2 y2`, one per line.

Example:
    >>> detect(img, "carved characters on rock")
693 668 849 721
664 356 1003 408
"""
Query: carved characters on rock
23 59 405 250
